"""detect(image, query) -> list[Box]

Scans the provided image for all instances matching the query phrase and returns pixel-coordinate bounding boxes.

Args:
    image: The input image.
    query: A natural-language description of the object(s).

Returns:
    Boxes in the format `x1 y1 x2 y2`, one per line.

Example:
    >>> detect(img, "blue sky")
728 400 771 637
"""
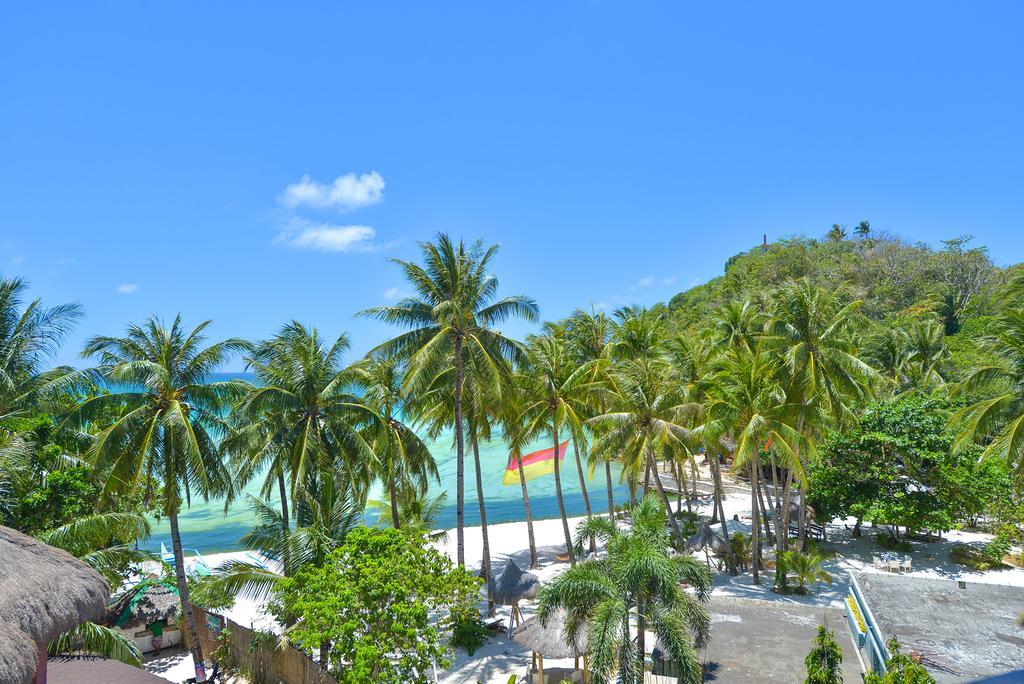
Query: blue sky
2 2 1022 369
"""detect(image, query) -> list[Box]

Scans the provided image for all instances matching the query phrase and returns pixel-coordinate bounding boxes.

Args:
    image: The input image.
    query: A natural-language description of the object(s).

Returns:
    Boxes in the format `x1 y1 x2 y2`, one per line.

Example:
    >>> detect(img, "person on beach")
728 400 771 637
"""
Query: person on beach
150 619 166 656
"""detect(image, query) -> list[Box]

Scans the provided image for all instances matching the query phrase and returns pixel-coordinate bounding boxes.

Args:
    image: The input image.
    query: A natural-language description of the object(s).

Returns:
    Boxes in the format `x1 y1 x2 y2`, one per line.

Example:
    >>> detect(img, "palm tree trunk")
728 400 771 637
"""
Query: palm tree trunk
552 423 575 564
277 467 292 576
454 334 466 567
643 460 651 496
605 460 615 520
675 460 688 514
778 469 795 553
572 440 595 554
647 452 684 548
389 476 401 529
169 510 207 682
636 600 646 682
756 473 773 542
515 449 539 568
750 461 760 585
572 439 592 518
709 452 736 575
471 436 494 615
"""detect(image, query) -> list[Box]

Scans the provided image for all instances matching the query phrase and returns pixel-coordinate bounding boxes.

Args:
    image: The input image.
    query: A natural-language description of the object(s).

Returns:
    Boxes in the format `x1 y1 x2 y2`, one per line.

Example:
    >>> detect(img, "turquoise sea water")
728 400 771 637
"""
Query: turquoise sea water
145 373 628 553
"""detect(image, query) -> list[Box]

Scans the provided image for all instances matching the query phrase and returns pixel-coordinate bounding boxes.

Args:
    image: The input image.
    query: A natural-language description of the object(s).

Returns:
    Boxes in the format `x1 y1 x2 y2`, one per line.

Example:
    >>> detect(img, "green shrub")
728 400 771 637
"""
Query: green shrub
450 608 489 656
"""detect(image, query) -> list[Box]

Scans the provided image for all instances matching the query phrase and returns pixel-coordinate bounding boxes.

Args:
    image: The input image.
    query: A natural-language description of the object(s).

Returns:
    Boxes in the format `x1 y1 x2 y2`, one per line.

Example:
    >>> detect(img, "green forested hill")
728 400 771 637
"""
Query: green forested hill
662 229 1022 380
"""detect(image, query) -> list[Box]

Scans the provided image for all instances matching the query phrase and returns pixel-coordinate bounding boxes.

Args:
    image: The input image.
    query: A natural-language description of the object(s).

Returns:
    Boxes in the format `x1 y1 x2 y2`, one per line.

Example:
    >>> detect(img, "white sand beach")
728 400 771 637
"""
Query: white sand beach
149 471 1024 684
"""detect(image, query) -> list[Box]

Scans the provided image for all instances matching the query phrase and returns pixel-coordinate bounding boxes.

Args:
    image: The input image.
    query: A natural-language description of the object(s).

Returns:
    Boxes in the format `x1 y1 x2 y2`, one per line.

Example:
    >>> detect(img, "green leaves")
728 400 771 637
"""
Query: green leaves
279 527 481 683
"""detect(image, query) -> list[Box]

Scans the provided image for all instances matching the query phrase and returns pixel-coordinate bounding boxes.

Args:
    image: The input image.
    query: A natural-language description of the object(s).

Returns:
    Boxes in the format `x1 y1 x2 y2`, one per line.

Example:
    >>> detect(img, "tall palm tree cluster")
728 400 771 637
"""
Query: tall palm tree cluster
4 236 1024 683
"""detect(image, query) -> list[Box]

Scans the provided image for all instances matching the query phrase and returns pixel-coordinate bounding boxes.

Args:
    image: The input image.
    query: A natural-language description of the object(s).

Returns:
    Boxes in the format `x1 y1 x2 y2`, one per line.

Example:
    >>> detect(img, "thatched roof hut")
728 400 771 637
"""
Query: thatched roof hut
685 523 727 555
109 580 180 630
488 558 540 606
0 525 110 684
512 609 587 659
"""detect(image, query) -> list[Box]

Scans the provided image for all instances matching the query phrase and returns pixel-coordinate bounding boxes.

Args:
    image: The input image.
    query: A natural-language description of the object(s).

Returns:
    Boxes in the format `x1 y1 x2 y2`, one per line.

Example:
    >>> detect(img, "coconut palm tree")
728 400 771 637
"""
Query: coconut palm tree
764 282 875 544
65 316 247 683
567 308 618 519
779 550 833 595
498 371 539 568
351 353 437 528
538 494 711 684
951 298 1024 475
668 331 738 573
226 322 379 522
588 358 693 547
0 276 82 420
520 333 594 563
360 233 538 567
703 345 809 584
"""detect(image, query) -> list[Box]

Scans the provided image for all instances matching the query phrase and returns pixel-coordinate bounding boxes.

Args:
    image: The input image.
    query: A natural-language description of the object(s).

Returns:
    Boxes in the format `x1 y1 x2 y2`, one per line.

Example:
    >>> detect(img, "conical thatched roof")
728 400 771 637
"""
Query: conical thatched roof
488 558 540 606
512 609 587 659
0 525 110 683
109 579 180 630
685 523 730 556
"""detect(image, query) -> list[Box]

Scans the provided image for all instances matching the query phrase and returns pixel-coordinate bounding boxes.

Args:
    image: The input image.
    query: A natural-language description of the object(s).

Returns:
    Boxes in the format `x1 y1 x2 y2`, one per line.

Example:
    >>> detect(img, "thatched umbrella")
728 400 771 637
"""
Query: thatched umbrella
512 609 589 683
685 522 728 570
488 558 540 632
0 525 110 684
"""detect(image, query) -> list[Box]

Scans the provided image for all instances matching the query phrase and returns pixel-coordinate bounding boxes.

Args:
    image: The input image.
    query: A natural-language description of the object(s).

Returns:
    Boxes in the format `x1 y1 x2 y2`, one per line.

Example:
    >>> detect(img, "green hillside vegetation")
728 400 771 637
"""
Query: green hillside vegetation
665 228 1018 381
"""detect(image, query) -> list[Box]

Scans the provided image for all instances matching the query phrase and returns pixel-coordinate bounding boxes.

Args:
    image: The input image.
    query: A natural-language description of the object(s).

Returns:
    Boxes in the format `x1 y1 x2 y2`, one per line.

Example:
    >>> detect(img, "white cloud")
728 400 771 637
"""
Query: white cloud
273 219 392 253
629 275 655 291
383 286 410 300
9 255 25 266
280 171 385 212
116 283 139 294
662 276 676 286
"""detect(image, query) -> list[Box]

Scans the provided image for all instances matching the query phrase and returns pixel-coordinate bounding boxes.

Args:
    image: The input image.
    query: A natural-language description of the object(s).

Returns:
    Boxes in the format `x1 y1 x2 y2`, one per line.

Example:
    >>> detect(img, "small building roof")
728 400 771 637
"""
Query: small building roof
0 525 110 684
856 572 1024 683
48 656 170 683
512 609 587 659
109 579 180 630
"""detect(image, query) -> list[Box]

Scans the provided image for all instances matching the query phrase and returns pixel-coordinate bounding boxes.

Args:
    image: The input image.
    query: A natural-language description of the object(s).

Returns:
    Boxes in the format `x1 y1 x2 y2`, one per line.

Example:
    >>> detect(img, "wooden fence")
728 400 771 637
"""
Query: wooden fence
192 607 337 684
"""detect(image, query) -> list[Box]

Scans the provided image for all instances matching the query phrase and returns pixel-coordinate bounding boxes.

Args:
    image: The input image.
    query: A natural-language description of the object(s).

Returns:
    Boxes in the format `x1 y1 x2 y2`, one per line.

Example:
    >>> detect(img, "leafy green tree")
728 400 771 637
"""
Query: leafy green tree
809 396 960 539
66 316 246 683
538 495 711 684
280 527 481 682
804 625 843 684
361 233 538 567
863 638 936 684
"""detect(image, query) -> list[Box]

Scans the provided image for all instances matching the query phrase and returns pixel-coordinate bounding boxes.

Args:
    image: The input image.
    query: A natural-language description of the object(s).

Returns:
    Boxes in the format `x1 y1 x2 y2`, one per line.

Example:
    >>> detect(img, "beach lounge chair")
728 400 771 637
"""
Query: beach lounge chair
887 559 900 573
900 557 912 573
872 554 883 568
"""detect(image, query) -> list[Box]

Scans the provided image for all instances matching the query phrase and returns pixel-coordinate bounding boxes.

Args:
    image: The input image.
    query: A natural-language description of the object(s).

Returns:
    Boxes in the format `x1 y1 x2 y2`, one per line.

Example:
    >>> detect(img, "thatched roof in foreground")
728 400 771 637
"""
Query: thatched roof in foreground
488 558 540 606
0 525 110 684
512 609 587 659
0 623 38 684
